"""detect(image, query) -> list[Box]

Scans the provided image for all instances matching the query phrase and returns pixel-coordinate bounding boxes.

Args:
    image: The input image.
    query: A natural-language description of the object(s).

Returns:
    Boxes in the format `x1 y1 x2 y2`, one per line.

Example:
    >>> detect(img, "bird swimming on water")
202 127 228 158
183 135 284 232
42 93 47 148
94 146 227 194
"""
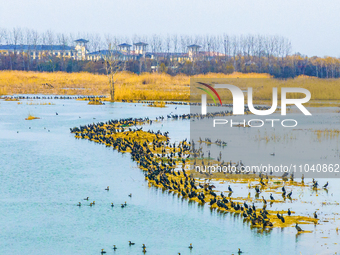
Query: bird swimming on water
84 197 89 201
113 245 117 250
129 241 135 246
128 193 132 197
77 202 81 206
238 248 243 254
101 249 106 254
105 186 109 191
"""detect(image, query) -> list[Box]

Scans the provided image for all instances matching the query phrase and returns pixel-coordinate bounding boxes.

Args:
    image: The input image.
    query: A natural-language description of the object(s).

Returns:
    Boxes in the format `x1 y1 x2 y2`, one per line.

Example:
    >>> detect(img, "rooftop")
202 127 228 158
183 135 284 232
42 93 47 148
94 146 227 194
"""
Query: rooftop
187 44 201 48
0 45 74 51
118 43 132 47
87 50 123 56
74 39 89 43
134 42 148 46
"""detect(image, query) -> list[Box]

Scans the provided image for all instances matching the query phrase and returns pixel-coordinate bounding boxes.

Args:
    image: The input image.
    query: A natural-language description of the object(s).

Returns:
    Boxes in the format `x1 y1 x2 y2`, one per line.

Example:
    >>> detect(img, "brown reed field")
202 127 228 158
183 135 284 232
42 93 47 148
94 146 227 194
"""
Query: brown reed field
0 71 340 104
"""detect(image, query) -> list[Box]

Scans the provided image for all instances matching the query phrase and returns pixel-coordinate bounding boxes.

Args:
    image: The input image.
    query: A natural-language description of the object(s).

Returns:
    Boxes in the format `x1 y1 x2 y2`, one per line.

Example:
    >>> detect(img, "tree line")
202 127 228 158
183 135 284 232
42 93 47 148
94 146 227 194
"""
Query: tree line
0 27 340 78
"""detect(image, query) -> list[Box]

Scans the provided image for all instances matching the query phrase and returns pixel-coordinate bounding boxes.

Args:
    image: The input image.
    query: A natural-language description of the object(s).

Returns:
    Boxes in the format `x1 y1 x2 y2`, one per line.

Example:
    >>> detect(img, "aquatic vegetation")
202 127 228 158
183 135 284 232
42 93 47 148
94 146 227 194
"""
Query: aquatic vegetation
25 114 40 120
26 102 55 105
71 114 327 231
88 98 104 105
254 131 297 143
4 97 19 101
198 138 227 147
314 129 340 141
147 101 166 108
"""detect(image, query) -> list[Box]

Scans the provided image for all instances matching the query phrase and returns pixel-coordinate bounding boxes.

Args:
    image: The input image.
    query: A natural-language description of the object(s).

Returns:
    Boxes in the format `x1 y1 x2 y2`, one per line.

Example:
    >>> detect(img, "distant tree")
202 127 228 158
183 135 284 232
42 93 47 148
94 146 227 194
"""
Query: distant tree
104 36 125 101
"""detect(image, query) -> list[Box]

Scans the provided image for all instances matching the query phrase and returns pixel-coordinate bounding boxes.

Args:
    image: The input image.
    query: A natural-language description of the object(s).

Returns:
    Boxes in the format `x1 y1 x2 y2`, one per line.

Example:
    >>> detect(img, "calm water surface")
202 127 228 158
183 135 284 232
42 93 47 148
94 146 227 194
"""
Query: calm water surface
0 98 339 255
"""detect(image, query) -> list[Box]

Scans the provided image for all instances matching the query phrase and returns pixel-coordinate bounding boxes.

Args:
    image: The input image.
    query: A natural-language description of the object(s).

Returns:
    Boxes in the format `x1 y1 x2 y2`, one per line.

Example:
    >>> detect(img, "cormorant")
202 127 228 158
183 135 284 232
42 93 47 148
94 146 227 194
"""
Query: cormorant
228 185 233 192
287 191 292 198
295 223 303 232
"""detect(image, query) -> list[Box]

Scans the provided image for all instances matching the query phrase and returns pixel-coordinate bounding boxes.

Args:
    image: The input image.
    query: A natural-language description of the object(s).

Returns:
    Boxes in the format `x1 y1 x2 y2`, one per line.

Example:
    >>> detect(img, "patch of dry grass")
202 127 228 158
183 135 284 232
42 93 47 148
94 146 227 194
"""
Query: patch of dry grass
1 71 340 103
25 114 40 120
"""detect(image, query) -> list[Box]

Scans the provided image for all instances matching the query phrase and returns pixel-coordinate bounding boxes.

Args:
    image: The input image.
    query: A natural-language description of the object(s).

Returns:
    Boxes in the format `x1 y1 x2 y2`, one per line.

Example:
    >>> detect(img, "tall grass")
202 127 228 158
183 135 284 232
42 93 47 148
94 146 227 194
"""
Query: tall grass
1 70 340 102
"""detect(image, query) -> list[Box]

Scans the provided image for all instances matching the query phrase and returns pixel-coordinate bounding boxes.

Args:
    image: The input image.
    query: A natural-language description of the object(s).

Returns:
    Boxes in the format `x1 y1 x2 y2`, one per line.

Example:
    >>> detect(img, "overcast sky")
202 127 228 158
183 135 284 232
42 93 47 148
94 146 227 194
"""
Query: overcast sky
0 0 339 57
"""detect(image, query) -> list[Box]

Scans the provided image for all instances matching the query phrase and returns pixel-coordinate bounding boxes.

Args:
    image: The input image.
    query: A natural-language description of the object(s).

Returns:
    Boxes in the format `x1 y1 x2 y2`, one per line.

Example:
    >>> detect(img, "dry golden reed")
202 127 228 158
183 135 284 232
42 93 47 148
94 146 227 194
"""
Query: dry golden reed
1 71 340 103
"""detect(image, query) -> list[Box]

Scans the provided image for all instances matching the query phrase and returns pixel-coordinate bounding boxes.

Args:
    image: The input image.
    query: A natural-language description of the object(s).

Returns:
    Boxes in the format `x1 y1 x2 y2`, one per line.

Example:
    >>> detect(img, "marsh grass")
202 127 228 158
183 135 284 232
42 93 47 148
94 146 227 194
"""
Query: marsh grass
25 114 40 120
314 129 340 141
26 102 55 105
1 71 340 104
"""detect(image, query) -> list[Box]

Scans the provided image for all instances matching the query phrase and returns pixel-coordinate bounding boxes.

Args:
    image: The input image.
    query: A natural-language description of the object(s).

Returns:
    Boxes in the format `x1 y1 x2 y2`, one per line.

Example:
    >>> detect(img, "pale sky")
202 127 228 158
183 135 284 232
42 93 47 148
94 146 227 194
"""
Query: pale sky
0 0 339 57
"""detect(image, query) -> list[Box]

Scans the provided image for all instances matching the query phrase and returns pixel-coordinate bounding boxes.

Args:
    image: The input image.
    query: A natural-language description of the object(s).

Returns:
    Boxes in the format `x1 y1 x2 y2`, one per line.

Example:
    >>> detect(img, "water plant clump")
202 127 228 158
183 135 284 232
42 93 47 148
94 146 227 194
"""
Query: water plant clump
147 102 166 108
25 114 40 120
88 98 104 105
70 115 325 230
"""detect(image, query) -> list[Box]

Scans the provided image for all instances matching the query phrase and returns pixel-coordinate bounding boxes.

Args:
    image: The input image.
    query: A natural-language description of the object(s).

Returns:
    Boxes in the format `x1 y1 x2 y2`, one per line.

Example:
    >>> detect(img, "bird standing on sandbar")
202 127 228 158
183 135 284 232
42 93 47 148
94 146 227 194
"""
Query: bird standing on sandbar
295 223 303 232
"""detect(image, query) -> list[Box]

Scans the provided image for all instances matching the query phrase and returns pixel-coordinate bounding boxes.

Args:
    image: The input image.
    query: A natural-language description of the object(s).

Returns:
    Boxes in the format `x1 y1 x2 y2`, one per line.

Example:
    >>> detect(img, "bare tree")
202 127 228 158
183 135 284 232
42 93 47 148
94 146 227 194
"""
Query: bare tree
57 33 69 71
45 30 56 71
24 28 33 70
104 35 124 101
222 34 230 62
231 36 238 71
179 35 187 54
0 28 5 45
12 27 22 69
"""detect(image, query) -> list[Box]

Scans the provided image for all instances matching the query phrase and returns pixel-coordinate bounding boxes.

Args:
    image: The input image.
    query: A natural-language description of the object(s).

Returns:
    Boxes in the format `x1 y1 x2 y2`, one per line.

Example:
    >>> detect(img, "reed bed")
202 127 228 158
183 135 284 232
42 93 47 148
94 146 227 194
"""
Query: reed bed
1 71 340 103
314 129 340 141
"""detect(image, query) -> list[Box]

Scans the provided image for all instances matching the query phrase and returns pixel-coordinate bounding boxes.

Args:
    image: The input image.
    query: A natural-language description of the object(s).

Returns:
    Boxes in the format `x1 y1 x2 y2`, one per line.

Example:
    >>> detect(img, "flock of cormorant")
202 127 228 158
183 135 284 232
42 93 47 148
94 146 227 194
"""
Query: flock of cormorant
69 106 327 254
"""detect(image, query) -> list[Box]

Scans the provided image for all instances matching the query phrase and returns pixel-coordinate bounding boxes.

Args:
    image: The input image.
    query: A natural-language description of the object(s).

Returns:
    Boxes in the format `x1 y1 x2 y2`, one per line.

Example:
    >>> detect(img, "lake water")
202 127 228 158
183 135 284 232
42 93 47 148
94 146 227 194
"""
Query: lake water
0 98 339 255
